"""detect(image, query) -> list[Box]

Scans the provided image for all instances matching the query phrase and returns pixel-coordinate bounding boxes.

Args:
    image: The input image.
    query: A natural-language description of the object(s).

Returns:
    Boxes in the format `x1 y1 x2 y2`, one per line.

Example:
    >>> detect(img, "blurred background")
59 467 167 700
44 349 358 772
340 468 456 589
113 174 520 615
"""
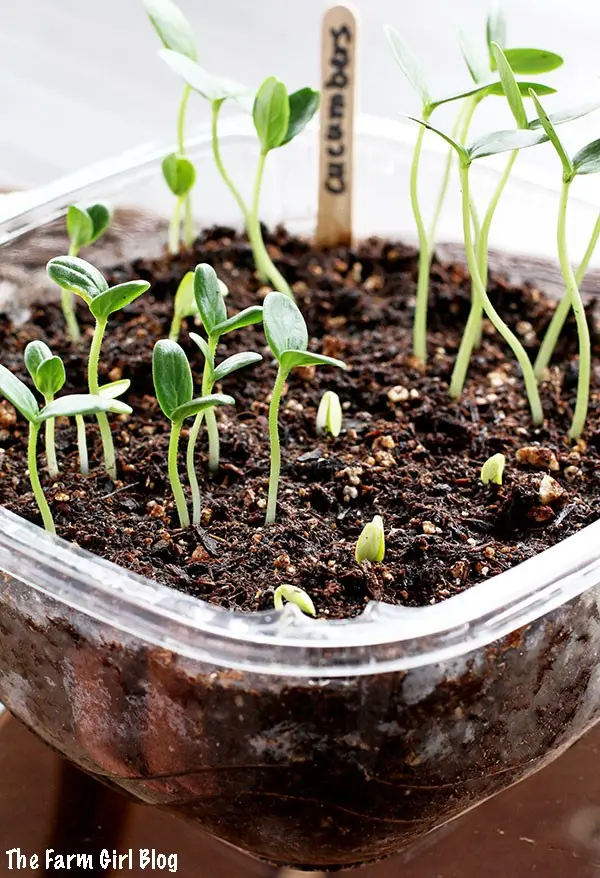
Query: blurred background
2 0 600 191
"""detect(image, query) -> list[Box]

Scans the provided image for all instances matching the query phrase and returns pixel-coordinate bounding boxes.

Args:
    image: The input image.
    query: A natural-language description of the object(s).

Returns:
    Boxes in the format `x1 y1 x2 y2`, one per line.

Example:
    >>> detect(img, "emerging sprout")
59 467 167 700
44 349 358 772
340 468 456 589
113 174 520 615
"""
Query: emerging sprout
46 256 150 479
480 452 506 486
152 339 234 527
62 202 112 342
263 292 346 524
144 0 198 253
0 364 131 533
168 270 228 341
273 584 316 617
157 46 319 297
24 341 66 479
355 515 386 564
316 390 342 437
185 264 263 523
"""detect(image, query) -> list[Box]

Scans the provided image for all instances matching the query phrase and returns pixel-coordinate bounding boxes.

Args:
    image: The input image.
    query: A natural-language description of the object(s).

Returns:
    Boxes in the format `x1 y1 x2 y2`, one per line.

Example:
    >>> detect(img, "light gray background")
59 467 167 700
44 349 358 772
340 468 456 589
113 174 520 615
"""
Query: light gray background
2 0 600 191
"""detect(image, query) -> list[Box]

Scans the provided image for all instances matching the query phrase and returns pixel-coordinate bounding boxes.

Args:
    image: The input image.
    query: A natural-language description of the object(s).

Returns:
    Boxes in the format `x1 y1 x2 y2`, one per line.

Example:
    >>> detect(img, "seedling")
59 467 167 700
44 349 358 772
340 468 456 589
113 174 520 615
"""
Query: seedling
168 270 229 341
273 584 316 617
152 339 234 527
481 452 506 486
527 90 600 439
385 18 560 364
0 364 131 533
186 264 263 523
144 0 199 253
263 292 346 524
158 47 319 297
62 202 112 342
46 256 150 478
316 390 342 437
355 515 385 563
24 341 66 479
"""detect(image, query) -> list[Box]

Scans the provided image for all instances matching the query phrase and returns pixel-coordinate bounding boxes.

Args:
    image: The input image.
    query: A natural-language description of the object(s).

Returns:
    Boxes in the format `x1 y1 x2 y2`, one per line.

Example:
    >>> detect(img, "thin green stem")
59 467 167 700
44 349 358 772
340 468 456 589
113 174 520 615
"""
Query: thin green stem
457 164 543 425
411 118 431 364
43 395 59 479
168 197 183 256
61 242 81 343
535 212 600 378
28 422 55 533
427 102 469 252
450 150 519 397
183 193 194 247
76 415 89 476
168 420 190 528
556 179 591 440
266 366 287 525
169 314 182 342
248 152 293 296
88 317 117 479
177 85 191 153
187 337 217 525
211 100 250 223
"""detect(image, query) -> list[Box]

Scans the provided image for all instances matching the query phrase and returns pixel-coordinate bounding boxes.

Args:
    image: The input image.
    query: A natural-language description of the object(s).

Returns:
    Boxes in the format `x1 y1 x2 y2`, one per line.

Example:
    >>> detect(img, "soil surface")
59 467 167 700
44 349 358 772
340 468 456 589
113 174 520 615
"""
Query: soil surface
1 226 599 618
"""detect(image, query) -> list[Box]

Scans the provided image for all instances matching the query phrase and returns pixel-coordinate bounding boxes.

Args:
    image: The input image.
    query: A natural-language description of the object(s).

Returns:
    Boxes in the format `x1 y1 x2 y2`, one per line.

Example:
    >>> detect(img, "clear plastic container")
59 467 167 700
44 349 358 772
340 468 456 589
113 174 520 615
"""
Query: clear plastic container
1 115 600 871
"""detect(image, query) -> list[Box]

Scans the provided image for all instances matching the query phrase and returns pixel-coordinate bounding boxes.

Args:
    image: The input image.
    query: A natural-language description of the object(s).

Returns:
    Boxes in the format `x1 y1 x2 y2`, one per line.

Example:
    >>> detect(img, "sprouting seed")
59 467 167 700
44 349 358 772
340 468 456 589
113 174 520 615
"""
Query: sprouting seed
62 202 112 342
355 515 386 564
46 256 149 479
316 390 342 438
480 453 506 486
263 292 346 524
0 364 131 533
152 339 234 527
273 584 316 617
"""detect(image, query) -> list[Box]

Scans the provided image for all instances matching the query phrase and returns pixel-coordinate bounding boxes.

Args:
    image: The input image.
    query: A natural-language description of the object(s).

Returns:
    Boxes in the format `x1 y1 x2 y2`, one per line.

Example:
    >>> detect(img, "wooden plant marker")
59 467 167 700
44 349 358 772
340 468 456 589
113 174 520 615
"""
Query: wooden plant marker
315 4 359 248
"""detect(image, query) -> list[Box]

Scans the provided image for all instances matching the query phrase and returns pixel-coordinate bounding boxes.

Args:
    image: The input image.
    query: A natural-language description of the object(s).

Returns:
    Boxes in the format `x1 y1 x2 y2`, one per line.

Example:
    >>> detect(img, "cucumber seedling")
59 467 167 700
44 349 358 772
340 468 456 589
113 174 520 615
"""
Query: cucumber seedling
152 339 234 527
0 363 131 533
24 341 66 479
480 452 506 486
62 202 112 342
273 584 316 617
316 390 342 438
355 515 386 563
46 256 150 479
263 291 346 524
168 270 229 342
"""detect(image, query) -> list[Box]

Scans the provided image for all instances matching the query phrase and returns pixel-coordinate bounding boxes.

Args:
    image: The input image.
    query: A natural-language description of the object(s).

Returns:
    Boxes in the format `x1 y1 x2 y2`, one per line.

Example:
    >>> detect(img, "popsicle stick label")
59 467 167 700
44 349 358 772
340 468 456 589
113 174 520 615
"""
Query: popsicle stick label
316 4 358 248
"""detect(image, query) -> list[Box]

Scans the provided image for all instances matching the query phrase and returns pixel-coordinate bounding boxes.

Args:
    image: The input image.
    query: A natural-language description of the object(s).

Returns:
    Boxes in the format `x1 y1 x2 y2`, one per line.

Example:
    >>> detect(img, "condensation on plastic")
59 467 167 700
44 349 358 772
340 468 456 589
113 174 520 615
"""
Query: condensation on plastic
0 114 599 681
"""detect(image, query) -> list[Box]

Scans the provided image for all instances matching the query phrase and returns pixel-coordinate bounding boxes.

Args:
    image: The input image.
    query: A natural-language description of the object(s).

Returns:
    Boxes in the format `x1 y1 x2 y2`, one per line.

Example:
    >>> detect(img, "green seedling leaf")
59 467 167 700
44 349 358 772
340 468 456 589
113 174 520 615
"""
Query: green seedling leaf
486 80 556 98
282 88 320 146
279 350 347 373
407 117 469 163
87 203 112 243
459 27 488 83
158 49 248 102
263 291 308 360
573 138 600 176
504 48 563 75
486 6 507 69
529 99 600 129
189 331 214 366
0 365 39 422
98 379 131 399
35 357 66 398
153 339 194 421
491 43 527 128
24 341 52 383
355 515 386 563
481 452 506 485
39 395 132 422
213 305 264 336
212 352 263 383
316 390 342 437
66 205 93 250
273 584 316 617
144 0 197 60
47 256 108 304
173 271 196 320
253 77 290 153
467 126 547 161
162 153 196 196
194 264 227 336
384 24 430 106
171 392 234 423
89 280 151 320
430 78 555 111
528 90 573 176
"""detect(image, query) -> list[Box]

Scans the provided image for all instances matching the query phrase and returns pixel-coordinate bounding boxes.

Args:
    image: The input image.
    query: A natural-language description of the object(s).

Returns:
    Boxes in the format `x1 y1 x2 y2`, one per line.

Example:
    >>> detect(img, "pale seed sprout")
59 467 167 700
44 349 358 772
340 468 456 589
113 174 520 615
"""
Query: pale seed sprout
273 584 316 617
355 515 386 564
316 390 342 438
480 452 506 486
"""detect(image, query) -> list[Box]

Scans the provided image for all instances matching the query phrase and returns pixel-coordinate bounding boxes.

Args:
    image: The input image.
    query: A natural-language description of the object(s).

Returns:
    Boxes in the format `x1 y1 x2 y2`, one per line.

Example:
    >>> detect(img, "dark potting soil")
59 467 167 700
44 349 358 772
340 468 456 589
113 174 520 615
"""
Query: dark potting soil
0 226 599 619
